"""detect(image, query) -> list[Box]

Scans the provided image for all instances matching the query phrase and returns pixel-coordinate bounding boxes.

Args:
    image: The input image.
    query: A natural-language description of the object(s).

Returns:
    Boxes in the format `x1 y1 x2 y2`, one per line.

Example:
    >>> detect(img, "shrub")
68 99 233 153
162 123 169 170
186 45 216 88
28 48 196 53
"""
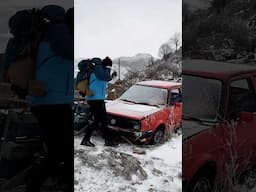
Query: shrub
197 15 250 48
227 18 250 48
250 0 256 10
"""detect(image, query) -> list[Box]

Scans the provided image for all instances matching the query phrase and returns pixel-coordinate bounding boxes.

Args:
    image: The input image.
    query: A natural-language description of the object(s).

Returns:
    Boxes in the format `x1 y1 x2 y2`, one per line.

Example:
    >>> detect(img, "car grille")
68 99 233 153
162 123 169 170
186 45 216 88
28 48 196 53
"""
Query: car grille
107 115 135 130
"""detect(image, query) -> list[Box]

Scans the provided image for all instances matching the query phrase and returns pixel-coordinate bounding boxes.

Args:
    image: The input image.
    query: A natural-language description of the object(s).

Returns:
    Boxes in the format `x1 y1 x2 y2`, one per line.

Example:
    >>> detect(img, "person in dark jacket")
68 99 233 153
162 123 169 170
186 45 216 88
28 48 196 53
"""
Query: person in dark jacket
80 57 118 147
25 5 74 192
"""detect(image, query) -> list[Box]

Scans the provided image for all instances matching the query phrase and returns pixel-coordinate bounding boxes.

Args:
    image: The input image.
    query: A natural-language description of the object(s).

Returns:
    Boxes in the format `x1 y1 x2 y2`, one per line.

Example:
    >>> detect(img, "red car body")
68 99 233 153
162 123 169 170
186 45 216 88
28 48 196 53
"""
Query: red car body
106 80 182 144
183 60 256 191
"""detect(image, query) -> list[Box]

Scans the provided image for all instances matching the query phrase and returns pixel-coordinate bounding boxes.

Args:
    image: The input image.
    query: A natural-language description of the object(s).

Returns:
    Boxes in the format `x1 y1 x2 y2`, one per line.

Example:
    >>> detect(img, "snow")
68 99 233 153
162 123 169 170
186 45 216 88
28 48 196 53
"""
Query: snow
106 100 160 113
74 134 182 192
106 100 162 120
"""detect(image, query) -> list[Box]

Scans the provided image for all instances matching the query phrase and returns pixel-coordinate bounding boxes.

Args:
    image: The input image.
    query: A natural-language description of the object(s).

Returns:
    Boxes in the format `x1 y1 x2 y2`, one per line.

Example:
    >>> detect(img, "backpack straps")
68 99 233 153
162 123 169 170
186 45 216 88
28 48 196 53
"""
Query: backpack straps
37 55 56 70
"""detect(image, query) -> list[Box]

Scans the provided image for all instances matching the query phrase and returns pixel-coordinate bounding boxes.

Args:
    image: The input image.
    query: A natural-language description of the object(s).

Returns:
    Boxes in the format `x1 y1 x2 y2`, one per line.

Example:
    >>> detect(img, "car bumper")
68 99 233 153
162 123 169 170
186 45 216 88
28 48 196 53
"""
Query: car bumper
108 125 153 143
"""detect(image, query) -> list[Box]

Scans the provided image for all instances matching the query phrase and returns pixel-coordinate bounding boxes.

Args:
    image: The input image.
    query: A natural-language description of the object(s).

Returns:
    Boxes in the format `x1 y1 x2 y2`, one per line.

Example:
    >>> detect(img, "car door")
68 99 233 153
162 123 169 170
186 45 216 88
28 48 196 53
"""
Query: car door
170 87 182 128
227 77 256 171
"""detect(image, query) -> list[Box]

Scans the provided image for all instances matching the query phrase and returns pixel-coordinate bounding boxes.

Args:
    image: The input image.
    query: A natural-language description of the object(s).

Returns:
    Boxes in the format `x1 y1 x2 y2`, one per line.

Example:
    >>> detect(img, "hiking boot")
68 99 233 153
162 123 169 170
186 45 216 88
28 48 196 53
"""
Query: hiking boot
80 137 95 147
104 140 119 147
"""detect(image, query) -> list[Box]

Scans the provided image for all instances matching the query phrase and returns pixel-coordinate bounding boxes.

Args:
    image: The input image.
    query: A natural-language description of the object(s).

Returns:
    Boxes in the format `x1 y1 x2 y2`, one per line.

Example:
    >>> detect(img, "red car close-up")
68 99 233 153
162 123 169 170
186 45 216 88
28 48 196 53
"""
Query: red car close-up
106 80 182 144
182 60 256 192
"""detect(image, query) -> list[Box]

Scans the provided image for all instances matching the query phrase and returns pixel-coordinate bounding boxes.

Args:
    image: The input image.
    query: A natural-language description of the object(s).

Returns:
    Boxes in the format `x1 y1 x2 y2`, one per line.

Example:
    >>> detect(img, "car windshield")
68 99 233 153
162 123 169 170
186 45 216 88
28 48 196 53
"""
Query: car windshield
119 85 168 106
183 75 222 121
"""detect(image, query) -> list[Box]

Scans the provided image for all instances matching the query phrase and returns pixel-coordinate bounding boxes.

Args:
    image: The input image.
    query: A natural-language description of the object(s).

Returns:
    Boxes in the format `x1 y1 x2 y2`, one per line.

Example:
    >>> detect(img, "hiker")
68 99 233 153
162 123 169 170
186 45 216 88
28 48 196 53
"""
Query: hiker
23 5 73 192
80 57 118 147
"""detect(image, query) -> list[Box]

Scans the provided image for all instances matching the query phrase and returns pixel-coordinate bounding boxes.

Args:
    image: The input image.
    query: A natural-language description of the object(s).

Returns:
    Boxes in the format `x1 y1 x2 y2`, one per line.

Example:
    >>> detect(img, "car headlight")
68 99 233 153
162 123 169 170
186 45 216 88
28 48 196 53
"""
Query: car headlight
133 122 141 130
110 118 117 125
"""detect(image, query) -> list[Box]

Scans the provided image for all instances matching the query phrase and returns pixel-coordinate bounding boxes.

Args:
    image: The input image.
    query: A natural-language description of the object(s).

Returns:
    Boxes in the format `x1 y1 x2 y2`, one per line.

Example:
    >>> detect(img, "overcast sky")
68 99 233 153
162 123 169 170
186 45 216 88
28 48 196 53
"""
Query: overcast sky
75 0 182 60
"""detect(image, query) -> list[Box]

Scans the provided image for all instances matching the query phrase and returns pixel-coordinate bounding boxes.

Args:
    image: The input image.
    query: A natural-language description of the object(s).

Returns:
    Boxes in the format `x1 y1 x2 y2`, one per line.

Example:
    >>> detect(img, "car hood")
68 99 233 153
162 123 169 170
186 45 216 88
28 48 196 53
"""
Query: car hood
106 100 162 120
182 120 212 140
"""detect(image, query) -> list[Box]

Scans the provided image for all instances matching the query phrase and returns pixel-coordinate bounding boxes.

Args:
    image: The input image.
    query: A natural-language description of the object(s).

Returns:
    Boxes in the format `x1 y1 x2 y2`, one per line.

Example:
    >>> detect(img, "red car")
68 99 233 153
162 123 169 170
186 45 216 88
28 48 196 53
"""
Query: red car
106 80 182 144
182 60 256 191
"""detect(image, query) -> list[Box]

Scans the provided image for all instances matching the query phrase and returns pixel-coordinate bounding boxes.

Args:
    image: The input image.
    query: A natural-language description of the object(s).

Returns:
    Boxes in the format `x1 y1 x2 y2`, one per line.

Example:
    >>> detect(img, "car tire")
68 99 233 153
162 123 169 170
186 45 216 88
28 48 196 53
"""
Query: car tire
151 127 165 144
188 168 215 192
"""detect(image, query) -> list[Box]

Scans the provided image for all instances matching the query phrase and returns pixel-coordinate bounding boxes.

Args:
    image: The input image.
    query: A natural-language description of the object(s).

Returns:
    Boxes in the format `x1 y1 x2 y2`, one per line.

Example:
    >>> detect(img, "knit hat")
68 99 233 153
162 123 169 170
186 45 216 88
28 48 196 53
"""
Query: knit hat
102 56 112 67
41 5 65 22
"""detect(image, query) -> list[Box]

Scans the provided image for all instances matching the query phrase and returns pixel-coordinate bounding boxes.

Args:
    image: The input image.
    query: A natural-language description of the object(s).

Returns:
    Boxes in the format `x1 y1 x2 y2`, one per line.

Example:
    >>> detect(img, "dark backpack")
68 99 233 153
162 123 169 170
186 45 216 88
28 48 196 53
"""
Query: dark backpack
5 8 48 99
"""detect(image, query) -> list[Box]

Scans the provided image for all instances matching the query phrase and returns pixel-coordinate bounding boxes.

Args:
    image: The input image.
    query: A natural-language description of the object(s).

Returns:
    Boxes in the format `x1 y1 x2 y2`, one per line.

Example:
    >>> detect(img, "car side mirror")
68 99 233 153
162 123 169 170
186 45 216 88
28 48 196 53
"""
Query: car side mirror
238 111 254 122
170 95 182 106
175 102 182 108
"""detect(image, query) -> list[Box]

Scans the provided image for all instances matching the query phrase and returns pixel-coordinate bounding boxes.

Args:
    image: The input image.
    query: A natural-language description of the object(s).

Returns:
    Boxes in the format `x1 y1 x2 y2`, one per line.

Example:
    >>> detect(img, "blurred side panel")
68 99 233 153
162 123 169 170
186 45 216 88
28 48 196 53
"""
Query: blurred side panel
0 0 74 191
182 0 256 191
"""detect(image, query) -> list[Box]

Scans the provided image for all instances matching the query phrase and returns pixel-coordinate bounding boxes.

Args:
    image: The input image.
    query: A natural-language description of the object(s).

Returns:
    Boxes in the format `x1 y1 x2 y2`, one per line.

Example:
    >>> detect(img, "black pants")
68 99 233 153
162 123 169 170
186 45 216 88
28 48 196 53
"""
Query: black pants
27 104 74 192
85 100 113 141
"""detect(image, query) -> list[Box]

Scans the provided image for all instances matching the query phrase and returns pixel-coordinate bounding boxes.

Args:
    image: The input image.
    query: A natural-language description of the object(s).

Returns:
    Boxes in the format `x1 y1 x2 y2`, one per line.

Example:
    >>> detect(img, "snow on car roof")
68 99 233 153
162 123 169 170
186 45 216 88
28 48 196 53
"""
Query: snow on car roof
183 59 256 80
136 80 181 89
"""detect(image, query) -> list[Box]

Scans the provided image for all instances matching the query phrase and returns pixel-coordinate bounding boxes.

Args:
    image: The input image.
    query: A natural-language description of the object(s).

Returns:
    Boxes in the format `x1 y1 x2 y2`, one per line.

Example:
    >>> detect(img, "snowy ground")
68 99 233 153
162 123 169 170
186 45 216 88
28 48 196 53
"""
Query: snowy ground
74 134 182 192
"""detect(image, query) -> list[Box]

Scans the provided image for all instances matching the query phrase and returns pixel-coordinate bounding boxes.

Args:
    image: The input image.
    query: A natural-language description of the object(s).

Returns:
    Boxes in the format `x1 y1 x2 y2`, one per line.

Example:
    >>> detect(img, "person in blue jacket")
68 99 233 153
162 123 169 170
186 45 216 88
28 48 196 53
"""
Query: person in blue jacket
25 5 74 192
80 56 118 147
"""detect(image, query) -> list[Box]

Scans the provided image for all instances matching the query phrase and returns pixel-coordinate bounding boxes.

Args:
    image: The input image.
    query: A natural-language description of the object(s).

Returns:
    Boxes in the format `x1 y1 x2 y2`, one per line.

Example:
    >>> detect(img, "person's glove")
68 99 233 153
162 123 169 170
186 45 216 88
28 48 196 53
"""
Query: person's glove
111 71 117 79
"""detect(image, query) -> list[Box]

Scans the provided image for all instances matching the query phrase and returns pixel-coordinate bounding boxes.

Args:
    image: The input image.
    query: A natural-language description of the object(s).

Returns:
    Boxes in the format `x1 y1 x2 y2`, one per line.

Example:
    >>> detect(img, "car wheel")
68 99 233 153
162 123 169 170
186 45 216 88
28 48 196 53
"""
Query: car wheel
191 177 212 192
175 124 182 135
152 127 165 144
188 169 214 192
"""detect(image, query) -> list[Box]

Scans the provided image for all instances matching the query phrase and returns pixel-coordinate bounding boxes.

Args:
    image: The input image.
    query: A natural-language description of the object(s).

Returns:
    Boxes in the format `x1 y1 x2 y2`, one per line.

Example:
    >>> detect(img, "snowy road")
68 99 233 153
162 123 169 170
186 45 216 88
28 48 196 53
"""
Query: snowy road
74 134 182 192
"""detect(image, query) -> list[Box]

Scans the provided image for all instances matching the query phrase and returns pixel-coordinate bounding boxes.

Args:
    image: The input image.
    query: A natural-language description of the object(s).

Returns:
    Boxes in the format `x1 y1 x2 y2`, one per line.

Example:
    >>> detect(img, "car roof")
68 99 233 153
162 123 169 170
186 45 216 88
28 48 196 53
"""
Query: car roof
183 59 256 80
136 80 181 89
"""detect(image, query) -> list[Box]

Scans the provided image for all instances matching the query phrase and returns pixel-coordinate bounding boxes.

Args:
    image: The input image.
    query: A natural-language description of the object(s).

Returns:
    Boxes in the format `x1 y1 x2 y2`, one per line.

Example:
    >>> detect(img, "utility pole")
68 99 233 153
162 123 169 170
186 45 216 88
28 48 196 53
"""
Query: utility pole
118 58 121 81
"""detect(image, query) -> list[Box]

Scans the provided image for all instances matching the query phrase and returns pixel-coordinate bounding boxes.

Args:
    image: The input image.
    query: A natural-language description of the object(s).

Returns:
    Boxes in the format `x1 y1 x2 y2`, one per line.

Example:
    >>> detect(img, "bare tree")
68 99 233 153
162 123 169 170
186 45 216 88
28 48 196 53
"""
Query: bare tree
158 43 173 61
170 33 181 52
211 0 227 14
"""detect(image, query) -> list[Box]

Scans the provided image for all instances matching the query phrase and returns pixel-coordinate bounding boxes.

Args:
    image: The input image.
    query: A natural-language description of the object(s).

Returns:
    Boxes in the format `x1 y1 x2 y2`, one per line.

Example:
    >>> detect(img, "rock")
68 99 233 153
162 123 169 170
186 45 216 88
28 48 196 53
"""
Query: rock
133 147 146 155
163 179 169 183
75 148 148 181
103 148 148 181
118 186 137 192
152 168 163 176
74 180 79 185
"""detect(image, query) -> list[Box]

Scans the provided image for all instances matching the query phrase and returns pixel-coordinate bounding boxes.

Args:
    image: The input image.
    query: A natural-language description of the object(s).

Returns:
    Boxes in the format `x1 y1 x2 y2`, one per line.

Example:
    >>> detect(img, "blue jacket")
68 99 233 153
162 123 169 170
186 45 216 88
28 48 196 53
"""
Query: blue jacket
27 41 74 106
86 64 111 101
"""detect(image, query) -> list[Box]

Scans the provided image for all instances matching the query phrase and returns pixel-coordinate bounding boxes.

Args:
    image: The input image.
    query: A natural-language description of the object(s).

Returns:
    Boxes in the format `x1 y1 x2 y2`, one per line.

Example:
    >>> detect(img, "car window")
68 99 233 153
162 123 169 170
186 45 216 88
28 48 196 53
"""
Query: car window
228 78 256 119
231 79 250 89
120 85 168 106
170 88 182 105
183 75 222 121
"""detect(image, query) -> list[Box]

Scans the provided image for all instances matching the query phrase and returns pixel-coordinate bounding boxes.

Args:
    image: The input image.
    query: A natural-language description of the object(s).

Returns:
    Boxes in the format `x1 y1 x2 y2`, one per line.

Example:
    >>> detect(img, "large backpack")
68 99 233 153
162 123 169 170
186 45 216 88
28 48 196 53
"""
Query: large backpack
5 8 48 99
76 59 95 97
